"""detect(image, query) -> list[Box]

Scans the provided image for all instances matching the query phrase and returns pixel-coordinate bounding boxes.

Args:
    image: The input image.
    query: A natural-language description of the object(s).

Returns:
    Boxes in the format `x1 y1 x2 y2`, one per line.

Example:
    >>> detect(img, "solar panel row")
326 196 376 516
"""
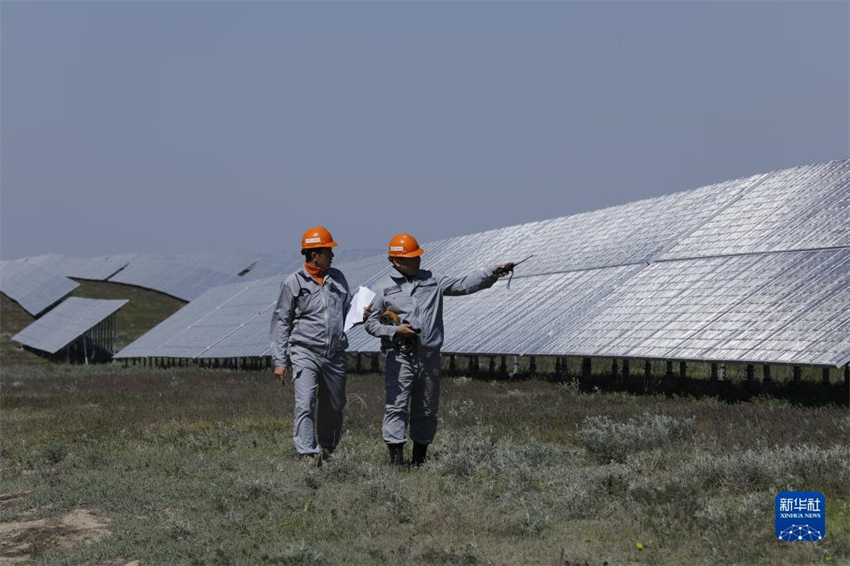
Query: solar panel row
6 254 136 281
12 297 128 353
0 261 80 316
115 277 280 359
107 254 244 301
116 160 850 367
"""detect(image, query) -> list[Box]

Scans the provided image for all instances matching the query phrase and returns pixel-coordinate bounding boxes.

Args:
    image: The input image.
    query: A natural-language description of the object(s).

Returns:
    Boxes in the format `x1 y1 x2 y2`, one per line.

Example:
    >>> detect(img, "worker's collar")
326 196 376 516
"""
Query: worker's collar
299 264 331 286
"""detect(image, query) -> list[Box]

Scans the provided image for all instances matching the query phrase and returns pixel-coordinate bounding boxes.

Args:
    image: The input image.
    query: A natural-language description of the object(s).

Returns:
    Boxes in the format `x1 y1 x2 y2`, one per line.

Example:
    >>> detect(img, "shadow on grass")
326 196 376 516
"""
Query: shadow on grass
445 370 849 408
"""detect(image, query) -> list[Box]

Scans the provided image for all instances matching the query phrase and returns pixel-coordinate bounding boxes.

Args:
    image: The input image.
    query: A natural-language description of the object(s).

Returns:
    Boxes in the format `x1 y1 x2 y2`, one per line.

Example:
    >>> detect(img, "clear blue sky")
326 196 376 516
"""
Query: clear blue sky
1 1 847 260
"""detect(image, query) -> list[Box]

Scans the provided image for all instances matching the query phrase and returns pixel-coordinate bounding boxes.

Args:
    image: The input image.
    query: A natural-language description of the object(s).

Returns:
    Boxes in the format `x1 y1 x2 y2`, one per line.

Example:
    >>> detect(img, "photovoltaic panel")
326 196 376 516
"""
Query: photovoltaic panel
0 261 80 316
3 254 136 281
192 277 281 359
531 249 850 367
419 173 764 277
116 160 850 367
12 297 127 353
240 252 304 281
333 254 393 290
661 160 850 260
59 254 137 280
108 255 241 301
115 277 280 359
170 253 259 276
444 265 648 355
12 254 68 271
114 280 260 358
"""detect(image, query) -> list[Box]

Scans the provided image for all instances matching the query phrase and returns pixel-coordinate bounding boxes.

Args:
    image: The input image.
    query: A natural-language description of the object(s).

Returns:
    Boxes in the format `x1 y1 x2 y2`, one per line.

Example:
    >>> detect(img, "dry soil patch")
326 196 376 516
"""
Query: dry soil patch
0 508 110 563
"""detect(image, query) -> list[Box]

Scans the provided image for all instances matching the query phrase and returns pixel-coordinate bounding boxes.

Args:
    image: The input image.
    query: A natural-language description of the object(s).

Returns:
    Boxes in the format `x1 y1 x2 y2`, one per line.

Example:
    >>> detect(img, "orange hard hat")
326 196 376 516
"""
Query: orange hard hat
388 233 423 258
301 226 338 249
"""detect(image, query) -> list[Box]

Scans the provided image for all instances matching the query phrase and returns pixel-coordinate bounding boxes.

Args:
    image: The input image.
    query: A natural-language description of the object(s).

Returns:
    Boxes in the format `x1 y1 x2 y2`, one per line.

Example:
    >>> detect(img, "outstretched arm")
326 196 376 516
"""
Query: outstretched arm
439 263 515 296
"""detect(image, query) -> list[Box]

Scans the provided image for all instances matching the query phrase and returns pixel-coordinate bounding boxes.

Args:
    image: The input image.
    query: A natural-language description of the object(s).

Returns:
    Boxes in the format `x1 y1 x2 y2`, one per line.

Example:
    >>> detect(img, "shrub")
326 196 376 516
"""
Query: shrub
576 413 694 462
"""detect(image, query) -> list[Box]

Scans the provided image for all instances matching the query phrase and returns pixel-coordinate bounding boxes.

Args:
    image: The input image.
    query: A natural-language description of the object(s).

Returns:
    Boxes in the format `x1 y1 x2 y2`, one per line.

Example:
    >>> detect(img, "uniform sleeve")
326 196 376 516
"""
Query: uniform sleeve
363 288 397 338
270 278 296 368
340 274 352 315
438 267 498 296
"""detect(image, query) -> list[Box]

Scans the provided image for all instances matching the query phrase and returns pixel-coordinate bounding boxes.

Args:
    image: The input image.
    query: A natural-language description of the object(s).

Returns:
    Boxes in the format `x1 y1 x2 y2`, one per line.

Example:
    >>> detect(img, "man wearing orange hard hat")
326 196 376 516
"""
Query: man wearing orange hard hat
364 233 514 466
270 226 351 463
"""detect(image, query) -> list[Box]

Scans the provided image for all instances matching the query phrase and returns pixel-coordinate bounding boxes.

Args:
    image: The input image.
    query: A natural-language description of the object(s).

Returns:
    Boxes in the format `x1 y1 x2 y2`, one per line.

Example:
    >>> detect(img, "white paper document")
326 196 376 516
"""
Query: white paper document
344 286 376 333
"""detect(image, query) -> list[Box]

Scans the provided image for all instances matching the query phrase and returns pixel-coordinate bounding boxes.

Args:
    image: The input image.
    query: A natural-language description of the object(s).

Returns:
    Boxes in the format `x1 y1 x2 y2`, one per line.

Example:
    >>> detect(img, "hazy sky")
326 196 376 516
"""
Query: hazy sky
1 1 847 260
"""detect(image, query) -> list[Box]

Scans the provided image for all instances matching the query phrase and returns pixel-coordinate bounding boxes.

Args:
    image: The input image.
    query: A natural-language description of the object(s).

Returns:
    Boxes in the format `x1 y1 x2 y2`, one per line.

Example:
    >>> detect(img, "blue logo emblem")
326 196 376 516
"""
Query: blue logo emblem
775 491 826 542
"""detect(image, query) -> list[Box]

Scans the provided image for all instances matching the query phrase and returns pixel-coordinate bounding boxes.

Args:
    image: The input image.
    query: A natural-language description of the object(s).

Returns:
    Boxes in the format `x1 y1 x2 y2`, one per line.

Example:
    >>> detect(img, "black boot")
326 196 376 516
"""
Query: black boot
387 443 406 466
320 445 335 463
412 443 428 466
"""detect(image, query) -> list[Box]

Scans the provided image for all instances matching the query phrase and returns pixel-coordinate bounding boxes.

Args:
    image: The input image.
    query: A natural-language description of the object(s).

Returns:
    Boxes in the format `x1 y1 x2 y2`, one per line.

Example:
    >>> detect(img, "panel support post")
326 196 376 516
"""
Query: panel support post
793 366 802 383
500 356 507 375
489 356 496 374
763 364 772 383
622 359 630 380
356 353 362 373
710 362 718 382
371 353 379 373
665 360 674 377
449 355 456 375
529 357 537 375
746 364 755 383
644 359 652 378
611 359 618 380
679 361 687 380
822 367 830 385
582 358 592 381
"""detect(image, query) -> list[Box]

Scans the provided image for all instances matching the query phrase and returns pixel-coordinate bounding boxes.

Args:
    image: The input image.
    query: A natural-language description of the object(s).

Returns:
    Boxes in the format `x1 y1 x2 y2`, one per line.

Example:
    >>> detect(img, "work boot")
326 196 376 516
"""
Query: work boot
320 445 335 463
298 453 319 467
412 442 428 467
387 442 406 466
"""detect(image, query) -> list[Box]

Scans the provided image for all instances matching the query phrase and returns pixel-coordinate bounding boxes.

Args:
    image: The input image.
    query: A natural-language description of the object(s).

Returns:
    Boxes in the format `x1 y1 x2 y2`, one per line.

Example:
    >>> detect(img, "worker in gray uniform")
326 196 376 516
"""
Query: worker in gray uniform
271 226 351 461
364 232 514 466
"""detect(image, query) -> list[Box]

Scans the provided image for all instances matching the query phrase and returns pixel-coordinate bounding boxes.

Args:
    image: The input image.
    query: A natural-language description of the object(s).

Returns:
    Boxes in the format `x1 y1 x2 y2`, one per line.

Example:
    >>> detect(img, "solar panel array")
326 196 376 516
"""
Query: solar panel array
117 160 850 367
12 297 128 354
7 254 136 281
419 173 765 277
107 254 244 301
532 249 850 367
0 261 80 316
115 277 280 359
661 161 850 260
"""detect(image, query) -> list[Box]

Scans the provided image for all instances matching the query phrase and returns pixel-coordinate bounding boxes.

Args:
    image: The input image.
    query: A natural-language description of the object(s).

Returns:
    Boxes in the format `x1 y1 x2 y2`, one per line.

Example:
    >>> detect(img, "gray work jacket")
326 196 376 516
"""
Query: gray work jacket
364 266 497 354
270 266 351 368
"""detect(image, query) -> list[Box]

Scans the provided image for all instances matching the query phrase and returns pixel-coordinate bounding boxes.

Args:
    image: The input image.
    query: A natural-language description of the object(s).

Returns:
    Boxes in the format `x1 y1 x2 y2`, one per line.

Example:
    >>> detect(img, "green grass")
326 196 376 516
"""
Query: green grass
1 364 848 564
0 281 185 367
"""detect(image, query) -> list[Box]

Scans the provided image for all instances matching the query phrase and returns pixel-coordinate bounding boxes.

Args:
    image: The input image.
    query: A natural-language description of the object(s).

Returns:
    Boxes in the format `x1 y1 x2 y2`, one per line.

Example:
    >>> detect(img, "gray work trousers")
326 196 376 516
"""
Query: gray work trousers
291 348 347 455
383 350 441 445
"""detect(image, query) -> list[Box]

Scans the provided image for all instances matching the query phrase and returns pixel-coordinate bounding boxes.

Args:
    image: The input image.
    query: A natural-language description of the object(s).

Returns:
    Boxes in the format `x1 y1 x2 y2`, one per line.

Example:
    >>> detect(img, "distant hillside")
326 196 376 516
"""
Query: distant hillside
0 281 185 368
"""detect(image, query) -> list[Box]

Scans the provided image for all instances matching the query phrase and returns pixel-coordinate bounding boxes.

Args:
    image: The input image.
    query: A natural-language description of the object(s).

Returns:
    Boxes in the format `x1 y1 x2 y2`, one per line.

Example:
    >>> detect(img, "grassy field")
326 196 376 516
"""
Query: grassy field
0 281 184 367
1 364 848 565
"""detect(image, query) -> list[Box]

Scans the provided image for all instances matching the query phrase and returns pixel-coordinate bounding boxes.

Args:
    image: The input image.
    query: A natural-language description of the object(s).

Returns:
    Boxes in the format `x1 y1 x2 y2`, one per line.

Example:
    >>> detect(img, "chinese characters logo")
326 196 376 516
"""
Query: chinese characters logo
775 491 826 542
